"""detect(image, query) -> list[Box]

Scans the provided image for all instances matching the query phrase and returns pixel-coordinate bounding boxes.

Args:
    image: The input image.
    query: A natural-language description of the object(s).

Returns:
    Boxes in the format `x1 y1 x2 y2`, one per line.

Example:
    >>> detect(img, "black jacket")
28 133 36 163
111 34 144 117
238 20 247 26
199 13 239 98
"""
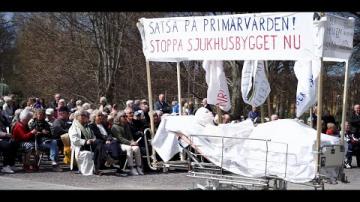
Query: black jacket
349 112 360 136
154 100 171 113
51 118 71 139
29 118 52 142
88 123 113 142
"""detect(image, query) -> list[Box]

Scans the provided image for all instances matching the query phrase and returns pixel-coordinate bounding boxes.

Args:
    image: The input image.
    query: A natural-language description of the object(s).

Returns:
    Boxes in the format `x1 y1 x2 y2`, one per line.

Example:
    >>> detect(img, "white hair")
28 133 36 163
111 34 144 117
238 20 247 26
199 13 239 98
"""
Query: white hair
100 97 107 103
82 103 91 110
194 107 214 126
19 109 33 121
74 109 90 120
76 100 82 106
45 108 54 115
3 96 12 103
90 109 102 123
126 100 134 107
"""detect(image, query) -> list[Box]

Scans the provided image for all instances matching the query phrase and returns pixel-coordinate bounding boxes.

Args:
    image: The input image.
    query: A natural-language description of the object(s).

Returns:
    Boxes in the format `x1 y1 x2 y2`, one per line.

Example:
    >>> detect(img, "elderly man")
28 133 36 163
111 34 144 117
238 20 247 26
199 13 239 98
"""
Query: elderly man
201 98 213 113
122 107 144 175
49 93 61 109
154 94 171 114
271 114 279 121
51 106 71 153
111 111 142 176
349 104 360 167
45 108 55 126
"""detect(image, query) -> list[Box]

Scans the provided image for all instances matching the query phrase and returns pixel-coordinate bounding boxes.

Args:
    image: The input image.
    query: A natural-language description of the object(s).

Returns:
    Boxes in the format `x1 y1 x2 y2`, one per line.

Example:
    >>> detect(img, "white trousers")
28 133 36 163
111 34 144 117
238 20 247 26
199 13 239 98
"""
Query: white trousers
120 144 142 167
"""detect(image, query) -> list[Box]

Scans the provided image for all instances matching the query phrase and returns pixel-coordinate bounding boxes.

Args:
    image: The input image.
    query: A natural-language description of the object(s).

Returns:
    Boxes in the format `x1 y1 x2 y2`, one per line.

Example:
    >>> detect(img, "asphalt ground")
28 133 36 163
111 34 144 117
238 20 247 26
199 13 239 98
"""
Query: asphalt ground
1 155 360 190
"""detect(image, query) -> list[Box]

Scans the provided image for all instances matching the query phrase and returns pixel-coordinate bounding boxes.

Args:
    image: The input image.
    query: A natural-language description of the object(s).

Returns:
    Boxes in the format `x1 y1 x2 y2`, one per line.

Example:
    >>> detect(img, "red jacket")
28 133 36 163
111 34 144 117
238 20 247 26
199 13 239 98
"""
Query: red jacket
12 121 34 142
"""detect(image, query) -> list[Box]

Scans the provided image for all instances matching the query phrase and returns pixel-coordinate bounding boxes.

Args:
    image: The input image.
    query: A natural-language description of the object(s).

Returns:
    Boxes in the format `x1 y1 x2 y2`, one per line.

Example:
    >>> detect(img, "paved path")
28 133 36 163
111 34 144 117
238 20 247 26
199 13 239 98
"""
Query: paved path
1 158 360 190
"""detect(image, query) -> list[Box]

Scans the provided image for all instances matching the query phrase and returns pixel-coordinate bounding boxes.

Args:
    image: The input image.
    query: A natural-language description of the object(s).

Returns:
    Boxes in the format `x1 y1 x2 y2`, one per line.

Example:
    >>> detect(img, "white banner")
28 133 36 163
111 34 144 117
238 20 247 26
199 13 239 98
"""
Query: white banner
322 14 355 60
241 60 271 107
203 60 231 112
294 60 319 117
138 12 316 61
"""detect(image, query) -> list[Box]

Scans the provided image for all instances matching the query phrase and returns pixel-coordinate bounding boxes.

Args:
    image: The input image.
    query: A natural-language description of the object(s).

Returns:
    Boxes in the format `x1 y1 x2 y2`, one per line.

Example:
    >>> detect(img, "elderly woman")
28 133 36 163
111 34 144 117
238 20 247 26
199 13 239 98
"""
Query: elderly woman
111 110 144 176
2 96 14 123
88 110 122 174
29 108 62 172
12 109 38 172
68 109 96 175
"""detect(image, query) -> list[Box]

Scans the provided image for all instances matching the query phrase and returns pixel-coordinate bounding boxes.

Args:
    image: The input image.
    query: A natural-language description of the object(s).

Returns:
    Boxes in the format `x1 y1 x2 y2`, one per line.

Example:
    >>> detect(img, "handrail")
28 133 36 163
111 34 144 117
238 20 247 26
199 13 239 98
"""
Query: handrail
143 128 159 171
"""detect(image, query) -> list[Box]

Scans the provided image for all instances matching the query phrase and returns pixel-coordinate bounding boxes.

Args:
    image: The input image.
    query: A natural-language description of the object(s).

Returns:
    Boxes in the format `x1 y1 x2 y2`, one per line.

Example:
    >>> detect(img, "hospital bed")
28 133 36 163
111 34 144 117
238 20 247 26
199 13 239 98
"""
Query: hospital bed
142 116 346 190
182 134 345 190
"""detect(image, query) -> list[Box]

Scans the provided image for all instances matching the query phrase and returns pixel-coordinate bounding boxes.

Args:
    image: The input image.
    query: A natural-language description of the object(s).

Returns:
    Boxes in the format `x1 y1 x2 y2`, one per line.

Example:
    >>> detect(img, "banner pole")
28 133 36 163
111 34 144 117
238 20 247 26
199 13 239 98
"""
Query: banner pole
177 62 182 116
146 60 156 164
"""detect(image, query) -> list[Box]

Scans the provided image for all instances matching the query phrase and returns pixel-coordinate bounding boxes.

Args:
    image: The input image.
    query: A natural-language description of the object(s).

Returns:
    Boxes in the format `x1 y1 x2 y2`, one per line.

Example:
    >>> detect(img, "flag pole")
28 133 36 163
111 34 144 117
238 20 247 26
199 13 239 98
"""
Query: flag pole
265 61 272 119
315 57 324 175
310 107 313 128
340 60 350 146
217 105 223 124
260 105 265 123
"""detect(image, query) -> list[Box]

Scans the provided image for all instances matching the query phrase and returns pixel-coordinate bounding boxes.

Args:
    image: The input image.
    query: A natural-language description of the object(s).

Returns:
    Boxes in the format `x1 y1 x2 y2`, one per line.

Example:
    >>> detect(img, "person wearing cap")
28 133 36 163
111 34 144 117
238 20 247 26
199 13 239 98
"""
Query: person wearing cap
51 106 71 153
45 108 55 126
51 106 71 139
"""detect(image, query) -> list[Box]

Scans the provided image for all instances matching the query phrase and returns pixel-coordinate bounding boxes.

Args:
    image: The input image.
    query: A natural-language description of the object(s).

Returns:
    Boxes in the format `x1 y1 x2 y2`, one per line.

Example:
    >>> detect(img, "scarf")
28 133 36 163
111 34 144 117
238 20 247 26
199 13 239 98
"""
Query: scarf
73 119 93 140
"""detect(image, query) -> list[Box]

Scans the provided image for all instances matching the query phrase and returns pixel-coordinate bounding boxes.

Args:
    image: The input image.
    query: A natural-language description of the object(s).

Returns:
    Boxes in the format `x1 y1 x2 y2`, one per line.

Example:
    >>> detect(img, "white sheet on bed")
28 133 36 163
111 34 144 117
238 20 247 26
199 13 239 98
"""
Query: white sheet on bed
152 116 340 183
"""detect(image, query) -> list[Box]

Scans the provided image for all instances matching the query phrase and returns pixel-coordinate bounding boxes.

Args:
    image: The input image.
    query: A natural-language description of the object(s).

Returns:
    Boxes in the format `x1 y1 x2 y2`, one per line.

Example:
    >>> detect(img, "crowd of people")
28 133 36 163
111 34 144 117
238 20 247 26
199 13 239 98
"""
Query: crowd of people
1 92 360 177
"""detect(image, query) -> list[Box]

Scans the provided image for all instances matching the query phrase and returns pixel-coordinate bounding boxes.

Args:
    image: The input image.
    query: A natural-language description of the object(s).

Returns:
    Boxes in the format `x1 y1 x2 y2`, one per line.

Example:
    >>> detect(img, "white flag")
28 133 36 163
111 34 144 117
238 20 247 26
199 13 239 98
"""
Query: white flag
241 60 271 107
202 60 231 112
294 60 320 117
